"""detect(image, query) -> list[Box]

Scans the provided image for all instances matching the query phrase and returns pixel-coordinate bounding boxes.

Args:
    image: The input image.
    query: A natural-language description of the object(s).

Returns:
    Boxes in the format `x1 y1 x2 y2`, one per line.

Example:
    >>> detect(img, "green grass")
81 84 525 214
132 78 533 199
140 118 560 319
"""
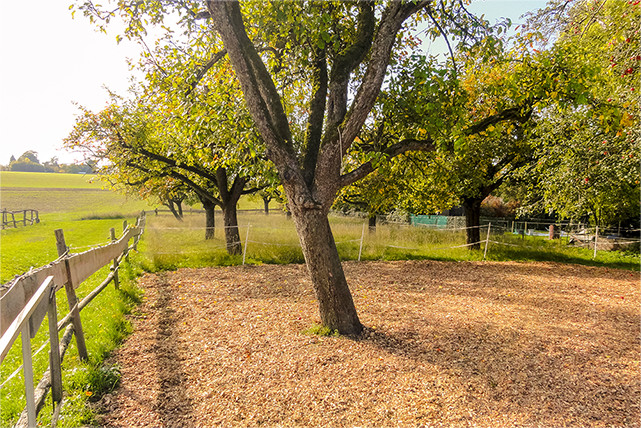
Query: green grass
0 171 103 189
1 172 151 427
141 211 639 271
0 215 145 427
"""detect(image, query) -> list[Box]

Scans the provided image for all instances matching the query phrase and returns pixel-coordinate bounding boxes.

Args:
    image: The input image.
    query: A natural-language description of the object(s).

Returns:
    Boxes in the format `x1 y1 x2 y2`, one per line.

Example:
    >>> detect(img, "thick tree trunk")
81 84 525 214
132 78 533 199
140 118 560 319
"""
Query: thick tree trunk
222 204 242 255
463 198 483 250
203 200 216 240
291 208 363 335
263 196 270 215
368 214 376 233
176 200 184 218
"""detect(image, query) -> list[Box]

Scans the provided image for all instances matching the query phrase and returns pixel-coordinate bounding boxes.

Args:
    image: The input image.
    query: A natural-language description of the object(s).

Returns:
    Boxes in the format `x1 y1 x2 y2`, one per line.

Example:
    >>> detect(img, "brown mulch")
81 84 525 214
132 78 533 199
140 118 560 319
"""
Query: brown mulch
95 261 640 427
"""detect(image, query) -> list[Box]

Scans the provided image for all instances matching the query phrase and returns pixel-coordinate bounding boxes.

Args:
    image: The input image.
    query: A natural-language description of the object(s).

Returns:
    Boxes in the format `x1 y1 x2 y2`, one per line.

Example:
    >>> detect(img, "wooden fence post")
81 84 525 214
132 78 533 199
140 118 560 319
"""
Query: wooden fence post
21 323 36 427
47 285 63 405
122 221 130 261
54 229 88 361
110 228 120 289
12 212 17 228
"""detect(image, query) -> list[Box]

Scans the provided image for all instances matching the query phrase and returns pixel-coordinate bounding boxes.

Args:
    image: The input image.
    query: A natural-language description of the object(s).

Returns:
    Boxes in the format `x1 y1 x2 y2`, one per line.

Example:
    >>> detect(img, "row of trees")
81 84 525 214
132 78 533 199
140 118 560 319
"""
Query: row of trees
3 151 95 174
67 0 639 334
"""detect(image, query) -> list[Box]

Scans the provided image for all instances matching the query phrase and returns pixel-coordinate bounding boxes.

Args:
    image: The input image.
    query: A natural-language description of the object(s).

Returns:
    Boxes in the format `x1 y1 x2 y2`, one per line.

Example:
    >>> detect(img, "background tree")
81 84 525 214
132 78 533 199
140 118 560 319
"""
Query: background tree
518 0 640 227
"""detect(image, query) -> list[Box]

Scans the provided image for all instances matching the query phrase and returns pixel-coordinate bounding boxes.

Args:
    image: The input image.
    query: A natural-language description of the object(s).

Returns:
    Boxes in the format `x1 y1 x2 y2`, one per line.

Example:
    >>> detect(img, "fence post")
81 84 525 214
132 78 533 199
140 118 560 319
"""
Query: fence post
47 285 63 405
358 223 365 262
122 220 130 261
593 226 599 259
12 212 17 228
242 224 250 265
54 229 88 361
483 223 491 261
21 323 36 427
110 228 120 289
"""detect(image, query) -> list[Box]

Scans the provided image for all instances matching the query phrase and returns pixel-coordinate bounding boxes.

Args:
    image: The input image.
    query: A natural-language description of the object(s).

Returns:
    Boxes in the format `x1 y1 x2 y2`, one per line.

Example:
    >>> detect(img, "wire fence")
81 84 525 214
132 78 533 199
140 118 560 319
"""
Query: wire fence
143 212 640 265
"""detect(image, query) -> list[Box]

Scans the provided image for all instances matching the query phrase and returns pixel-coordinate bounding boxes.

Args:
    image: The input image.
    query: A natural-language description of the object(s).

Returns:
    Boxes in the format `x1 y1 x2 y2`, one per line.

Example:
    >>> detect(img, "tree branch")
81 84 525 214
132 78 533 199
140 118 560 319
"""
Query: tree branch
464 105 533 135
339 137 436 189
185 49 228 97
302 48 328 187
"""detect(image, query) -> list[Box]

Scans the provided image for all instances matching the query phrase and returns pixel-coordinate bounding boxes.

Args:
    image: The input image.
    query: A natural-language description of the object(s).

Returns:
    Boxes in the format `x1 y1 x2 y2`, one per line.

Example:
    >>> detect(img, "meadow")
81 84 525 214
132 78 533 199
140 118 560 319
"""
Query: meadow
0 171 639 426
1 172 153 426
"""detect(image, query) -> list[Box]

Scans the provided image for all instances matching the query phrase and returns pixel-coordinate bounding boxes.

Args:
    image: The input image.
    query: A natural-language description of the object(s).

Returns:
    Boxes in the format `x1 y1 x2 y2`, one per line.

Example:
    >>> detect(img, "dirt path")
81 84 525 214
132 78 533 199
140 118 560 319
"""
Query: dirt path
95 260 640 427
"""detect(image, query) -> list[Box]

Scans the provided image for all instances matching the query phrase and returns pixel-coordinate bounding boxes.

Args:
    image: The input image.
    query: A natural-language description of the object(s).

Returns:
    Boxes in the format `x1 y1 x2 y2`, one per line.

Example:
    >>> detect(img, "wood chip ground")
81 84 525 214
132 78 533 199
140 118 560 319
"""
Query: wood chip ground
95 260 640 427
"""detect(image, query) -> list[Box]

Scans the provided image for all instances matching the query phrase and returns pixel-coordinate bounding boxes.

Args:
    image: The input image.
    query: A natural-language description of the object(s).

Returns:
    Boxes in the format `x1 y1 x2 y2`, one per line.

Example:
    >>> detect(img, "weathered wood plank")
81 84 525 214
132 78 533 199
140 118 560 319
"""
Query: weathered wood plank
0 265 65 337
0 276 54 362
66 227 139 288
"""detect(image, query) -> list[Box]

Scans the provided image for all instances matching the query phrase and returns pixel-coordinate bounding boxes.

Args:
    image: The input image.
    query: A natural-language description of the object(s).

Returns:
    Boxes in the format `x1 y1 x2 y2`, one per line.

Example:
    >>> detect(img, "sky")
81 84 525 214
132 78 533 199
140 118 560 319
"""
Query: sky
0 0 547 167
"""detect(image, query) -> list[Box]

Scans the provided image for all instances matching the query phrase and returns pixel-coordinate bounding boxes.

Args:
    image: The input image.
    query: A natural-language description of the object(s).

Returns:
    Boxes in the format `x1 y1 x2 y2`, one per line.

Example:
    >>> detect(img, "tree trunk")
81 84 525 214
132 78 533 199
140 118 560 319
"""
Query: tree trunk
291 208 363 335
176 200 184 218
222 204 242 255
203 200 216 240
463 198 482 250
368 214 376 233
165 202 183 222
263 196 271 215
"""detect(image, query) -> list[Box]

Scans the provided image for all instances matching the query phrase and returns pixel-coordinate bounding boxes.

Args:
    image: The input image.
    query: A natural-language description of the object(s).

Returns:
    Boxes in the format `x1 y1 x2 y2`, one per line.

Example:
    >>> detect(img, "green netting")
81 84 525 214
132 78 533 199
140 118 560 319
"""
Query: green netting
410 215 449 228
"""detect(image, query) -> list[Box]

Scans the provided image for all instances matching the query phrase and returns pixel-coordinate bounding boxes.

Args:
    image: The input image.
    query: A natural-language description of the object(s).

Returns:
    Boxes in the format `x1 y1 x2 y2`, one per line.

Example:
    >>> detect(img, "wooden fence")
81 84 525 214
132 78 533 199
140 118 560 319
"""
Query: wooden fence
0 212 146 427
1 209 39 229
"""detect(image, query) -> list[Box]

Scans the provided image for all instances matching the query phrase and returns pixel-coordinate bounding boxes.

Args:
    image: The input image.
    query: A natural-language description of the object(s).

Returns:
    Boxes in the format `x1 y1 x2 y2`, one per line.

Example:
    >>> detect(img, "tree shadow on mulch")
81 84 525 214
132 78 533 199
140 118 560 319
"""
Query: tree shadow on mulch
357 315 640 427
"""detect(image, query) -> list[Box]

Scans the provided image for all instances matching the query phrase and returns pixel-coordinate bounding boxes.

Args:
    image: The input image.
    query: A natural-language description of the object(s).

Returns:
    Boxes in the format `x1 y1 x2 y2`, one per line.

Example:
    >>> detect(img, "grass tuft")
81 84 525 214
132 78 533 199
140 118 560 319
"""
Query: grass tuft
303 324 341 337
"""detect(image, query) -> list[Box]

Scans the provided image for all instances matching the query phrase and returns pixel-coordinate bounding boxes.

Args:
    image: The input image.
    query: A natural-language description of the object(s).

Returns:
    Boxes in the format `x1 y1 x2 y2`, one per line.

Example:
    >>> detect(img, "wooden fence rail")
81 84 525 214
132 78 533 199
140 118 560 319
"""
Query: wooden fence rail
0 211 146 427
1 209 39 229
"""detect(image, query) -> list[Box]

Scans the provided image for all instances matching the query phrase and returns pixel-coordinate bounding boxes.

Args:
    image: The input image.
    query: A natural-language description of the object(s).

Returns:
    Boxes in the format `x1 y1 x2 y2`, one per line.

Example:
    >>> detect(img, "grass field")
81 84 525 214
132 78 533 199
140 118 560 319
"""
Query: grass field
1 172 151 426
1 171 104 189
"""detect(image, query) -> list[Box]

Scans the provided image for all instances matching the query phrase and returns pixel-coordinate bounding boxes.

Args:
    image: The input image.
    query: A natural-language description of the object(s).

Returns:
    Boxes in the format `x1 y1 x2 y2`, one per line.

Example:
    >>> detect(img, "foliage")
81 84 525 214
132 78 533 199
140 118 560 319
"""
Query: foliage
518 0 640 226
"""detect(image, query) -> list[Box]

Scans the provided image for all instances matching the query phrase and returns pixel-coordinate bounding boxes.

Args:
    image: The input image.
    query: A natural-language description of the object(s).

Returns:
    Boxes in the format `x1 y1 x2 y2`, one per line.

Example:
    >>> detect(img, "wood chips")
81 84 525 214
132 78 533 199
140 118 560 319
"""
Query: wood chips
95 261 640 427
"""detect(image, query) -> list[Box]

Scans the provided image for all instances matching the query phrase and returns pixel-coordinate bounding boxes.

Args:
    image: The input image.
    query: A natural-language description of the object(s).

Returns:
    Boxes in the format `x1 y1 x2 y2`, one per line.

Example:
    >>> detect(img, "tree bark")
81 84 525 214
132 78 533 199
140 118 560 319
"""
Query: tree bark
165 201 183 222
202 199 216 240
222 204 242 255
263 196 271 215
291 207 363 334
368 214 377 233
463 198 483 250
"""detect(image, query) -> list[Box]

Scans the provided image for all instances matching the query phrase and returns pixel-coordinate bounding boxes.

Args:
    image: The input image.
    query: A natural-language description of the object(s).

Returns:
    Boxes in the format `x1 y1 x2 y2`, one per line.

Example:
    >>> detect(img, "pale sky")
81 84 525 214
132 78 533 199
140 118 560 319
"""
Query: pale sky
0 0 547 166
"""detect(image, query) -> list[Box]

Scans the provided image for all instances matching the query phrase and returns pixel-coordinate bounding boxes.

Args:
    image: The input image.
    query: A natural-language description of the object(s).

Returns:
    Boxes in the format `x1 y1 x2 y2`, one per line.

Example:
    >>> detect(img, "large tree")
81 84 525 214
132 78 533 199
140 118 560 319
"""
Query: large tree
206 1 507 333
76 0 505 334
